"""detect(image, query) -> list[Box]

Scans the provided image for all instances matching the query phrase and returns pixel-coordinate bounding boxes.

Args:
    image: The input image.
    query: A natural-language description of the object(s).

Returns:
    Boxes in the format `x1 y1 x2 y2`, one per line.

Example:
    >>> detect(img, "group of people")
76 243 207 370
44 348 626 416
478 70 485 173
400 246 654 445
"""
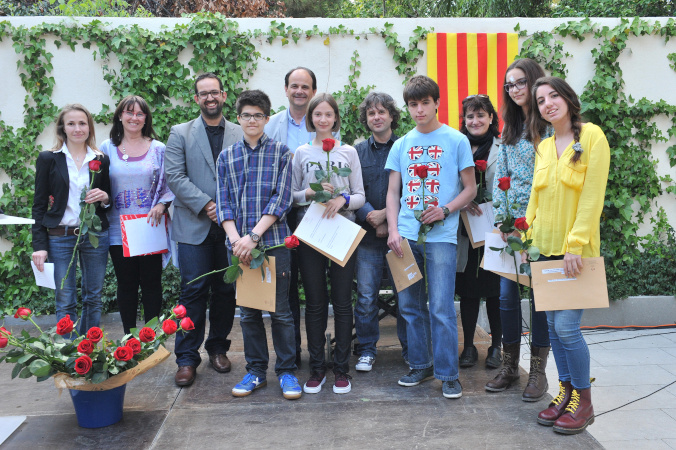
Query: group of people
31 59 609 435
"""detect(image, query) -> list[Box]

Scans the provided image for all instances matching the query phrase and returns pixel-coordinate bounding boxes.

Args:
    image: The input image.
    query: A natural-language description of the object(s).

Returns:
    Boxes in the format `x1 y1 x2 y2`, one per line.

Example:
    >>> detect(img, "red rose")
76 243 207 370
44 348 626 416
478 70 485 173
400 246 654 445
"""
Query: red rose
162 319 178 335
322 138 335 152
88 159 102 172
0 327 10 348
514 217 529 231
475 160 487 172
14 307 32 320
113 346 133 362
77 339 95 355
180 317 195 331
172 305 187 319
56 314 74 335
139 327 156 343
126 337 142 355
74 355 93 375
284 235 300 249
414 165 428 179
497 176 511 191
86 327 103 343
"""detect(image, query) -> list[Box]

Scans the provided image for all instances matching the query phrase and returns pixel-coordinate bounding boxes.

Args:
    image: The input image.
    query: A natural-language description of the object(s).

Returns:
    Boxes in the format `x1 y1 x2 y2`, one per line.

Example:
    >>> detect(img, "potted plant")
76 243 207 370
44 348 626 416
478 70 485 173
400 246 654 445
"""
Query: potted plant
0 305 193 428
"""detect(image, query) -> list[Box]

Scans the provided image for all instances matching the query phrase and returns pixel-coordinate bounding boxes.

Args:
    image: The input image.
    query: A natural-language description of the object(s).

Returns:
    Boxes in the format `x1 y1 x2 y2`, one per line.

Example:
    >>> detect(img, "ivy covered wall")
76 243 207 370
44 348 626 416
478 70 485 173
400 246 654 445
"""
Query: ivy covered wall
0 15 674 315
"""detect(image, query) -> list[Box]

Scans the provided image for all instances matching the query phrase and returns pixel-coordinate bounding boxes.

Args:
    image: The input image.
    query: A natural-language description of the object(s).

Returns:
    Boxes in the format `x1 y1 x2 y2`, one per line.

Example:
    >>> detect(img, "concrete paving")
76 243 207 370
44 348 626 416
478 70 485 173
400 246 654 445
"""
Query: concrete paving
0 313 606 449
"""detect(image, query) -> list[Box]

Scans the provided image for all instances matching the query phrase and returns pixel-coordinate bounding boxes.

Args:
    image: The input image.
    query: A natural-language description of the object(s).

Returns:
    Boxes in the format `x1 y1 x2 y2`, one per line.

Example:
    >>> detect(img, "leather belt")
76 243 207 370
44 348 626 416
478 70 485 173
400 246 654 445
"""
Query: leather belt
48 226 80 236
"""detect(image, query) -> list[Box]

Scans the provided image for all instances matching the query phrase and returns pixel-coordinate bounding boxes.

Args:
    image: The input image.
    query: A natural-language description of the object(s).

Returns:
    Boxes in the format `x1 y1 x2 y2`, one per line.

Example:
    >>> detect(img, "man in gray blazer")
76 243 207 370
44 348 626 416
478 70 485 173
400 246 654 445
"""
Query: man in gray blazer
165 73 243 387
264 67 340 367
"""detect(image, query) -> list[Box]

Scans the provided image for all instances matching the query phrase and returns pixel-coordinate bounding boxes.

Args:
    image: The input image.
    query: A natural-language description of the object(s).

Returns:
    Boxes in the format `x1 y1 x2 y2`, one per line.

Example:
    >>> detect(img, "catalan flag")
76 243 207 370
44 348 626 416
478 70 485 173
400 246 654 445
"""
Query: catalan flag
427 33 519 131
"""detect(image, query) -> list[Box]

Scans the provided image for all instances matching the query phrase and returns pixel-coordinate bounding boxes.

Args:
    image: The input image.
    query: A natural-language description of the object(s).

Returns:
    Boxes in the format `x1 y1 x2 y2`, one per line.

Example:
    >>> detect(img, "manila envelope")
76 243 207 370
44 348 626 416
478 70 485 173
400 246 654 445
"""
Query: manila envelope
297 228 366 267
236 256 276 312
480 256 531 287
531 257 609 311
386 239 423 292
461 211 484 249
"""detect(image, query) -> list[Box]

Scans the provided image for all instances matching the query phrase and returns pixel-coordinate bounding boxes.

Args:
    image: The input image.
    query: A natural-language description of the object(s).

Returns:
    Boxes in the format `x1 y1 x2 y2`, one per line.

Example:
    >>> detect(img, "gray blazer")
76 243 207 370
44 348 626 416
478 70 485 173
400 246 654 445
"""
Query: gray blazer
457 136 501 272
265 109 340 150
165 117 243 245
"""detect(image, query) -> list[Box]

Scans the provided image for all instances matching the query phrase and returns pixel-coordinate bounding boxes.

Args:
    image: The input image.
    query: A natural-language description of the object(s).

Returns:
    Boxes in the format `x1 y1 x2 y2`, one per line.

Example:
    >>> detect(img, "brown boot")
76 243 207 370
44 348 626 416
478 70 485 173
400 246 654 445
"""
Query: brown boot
537 380 572 426
522 345 549 402
553 388 595 434
485 342 520 392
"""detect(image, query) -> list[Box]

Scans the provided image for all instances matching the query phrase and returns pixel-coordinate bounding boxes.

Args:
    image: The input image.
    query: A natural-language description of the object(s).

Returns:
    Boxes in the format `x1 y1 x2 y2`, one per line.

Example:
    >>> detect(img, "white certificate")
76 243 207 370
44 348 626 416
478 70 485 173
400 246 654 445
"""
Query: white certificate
122 215 169 257
31 262 55 290
465 202 497 244
483 231 523 274
0 214 35 225
294 202 362 262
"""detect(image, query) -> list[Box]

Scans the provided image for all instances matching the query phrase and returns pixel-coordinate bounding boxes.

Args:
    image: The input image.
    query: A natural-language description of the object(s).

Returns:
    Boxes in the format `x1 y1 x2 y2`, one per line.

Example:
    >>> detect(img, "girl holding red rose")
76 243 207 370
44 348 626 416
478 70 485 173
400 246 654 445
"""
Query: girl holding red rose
454 95 502 370
31 104 111 336
486 59 553 401
526 77 610 434
291 93 365 395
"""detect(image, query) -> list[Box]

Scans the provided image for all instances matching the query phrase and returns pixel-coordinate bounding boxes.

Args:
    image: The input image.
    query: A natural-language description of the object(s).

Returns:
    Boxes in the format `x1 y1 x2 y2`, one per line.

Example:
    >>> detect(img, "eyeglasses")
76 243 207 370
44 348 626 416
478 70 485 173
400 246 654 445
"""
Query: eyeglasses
239 113 267 121
504 79 528 92
197 90 222 99
123 111 147 119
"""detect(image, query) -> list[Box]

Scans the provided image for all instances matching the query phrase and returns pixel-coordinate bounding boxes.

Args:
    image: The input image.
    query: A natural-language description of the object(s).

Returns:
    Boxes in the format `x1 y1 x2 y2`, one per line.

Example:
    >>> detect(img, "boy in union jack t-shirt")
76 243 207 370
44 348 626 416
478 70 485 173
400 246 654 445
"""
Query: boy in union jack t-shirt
385 75 476 399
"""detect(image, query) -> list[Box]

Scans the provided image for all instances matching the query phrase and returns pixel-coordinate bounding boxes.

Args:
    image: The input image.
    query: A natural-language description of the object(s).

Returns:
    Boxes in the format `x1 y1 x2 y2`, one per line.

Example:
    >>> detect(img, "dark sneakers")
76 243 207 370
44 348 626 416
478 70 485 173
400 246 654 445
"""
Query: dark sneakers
398 367 434 386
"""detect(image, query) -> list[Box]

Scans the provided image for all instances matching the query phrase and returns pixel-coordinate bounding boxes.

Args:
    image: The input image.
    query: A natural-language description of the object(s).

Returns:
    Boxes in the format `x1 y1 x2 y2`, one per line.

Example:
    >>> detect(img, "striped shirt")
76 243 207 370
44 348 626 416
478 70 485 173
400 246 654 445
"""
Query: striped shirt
216 133 293 248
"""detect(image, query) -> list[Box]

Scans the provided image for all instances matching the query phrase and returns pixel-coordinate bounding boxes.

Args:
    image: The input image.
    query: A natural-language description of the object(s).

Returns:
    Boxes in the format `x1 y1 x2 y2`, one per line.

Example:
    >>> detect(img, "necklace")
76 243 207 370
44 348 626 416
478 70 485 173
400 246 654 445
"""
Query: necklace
121 142 129 166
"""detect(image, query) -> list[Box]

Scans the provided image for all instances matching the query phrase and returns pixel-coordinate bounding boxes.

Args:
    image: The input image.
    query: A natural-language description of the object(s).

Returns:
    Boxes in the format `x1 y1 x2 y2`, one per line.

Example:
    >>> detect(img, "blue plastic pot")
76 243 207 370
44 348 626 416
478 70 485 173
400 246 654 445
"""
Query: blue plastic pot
69 384 127 428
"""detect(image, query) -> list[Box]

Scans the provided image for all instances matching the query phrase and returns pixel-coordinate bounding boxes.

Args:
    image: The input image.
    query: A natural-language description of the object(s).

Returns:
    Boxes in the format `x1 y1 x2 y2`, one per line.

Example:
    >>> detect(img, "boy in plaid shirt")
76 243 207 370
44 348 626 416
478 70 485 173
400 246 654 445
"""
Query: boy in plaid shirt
216 90 300 400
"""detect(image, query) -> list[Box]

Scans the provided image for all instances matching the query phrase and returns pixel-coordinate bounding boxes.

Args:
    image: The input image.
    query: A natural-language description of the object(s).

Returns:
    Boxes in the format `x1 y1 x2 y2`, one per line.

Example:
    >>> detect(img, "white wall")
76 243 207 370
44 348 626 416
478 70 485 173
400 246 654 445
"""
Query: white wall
1 17 675 240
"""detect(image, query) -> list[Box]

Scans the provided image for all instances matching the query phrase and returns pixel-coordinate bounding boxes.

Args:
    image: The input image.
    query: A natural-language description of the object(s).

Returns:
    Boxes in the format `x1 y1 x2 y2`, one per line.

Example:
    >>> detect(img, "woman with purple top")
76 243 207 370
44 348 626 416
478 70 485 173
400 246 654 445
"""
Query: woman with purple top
100 95 175 334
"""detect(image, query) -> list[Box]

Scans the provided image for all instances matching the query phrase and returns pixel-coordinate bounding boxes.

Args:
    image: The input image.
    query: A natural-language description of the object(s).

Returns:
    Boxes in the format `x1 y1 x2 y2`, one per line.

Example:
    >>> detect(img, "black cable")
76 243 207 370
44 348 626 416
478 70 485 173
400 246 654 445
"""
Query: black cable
596 379 676 417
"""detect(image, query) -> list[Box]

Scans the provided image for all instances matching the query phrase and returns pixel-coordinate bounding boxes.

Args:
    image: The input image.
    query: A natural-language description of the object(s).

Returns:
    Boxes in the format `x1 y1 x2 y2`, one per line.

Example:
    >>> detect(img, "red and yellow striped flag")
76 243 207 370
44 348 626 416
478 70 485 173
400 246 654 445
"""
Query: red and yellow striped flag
427 33 519 131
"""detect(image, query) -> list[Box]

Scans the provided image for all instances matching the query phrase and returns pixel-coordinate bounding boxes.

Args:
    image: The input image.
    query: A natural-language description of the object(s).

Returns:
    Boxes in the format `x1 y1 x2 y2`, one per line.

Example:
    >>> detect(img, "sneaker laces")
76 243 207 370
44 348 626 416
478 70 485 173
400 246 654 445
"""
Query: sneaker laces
551 381 567 406
358 355 373 364
280 373 296 387
308 371 325 383
335 372 352 382
564 389 581 414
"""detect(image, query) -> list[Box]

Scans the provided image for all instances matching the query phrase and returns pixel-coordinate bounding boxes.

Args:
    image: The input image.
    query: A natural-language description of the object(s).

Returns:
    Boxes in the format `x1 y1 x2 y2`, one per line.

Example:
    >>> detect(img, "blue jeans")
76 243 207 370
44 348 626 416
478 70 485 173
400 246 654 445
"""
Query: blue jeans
175 225 236 368
499 277 549 347
355 242 408 359
49 229 109 336
546 309 590 389
236 247 296 377
397 240 459 381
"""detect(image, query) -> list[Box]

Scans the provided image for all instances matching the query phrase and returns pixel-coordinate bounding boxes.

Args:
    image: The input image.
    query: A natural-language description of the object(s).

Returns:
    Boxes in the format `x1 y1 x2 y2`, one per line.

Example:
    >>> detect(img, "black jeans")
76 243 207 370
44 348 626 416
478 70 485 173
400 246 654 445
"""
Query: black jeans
286 208 302 353
175 224 236 368
109 245 163 334
297 241 356 375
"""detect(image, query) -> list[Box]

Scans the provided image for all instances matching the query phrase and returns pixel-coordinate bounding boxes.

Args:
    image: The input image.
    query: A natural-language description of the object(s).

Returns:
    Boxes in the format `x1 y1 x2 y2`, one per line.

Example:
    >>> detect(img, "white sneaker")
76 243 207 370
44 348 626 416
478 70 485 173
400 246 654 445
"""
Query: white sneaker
355 355 375 372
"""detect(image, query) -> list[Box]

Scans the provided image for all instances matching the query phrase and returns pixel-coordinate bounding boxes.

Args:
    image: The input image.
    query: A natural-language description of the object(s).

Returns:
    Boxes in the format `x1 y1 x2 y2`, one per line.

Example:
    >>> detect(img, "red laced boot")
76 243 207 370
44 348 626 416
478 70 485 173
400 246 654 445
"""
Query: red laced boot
553 387 594 435
537 380 572 426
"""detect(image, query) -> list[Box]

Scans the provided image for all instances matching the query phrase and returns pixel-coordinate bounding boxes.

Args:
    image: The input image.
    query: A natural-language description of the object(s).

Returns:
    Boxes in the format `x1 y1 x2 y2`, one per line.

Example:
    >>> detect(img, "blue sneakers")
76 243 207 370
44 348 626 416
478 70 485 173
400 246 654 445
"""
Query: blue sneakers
279 373 302 400
232 373 267 397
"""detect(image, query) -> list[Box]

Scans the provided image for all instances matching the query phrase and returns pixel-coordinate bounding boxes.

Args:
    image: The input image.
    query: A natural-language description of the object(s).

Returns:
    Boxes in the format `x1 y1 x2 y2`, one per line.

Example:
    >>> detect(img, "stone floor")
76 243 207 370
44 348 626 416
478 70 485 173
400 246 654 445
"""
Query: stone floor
1 313 604 449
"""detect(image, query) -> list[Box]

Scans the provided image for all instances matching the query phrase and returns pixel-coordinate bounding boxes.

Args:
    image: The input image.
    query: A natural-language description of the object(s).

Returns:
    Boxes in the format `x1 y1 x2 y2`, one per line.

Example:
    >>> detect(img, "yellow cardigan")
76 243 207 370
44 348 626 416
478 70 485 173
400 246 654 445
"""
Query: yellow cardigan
525 123 610 257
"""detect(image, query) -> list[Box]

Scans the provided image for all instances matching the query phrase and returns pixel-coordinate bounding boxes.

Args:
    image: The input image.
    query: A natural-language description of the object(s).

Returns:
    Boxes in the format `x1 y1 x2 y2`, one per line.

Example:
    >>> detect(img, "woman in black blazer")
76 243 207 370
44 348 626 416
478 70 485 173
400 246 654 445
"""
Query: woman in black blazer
31 104 112 335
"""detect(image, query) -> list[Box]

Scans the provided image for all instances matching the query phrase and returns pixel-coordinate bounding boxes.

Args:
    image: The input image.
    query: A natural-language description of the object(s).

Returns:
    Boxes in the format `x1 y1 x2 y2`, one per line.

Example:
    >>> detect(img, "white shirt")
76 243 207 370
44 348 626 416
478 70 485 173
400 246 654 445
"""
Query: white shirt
55 144 97 227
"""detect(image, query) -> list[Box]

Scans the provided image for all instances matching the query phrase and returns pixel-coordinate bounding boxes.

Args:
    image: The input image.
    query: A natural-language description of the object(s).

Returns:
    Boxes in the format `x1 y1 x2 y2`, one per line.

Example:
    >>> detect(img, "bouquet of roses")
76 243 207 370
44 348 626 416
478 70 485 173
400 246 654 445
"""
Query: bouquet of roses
308 138 352 203
60 158 105 289
189 235 300 284
490 176 540 285
0 305 193 384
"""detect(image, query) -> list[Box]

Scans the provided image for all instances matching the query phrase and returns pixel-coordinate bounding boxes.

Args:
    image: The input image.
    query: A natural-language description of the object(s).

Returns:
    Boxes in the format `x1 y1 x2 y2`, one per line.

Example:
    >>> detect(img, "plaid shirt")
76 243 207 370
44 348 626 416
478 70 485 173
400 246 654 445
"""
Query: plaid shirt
216 133 293 248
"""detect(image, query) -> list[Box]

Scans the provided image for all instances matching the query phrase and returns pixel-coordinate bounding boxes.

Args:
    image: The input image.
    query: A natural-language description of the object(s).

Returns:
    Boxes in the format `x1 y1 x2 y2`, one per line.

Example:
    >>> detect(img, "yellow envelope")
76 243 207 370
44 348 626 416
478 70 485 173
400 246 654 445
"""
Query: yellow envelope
236 256 276 312
386 239 423 292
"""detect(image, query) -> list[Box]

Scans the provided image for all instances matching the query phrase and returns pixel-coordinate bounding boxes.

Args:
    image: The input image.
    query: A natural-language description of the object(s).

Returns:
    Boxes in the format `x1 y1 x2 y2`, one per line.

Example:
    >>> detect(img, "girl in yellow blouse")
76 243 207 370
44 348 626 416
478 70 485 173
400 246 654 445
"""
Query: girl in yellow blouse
527 76 610 435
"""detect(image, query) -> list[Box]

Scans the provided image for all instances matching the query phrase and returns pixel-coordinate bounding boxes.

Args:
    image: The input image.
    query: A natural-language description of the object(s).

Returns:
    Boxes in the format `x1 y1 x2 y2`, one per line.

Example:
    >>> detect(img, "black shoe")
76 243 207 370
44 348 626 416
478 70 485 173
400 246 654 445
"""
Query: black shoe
485 345 503 369
459 346 478 368
295 350 302 368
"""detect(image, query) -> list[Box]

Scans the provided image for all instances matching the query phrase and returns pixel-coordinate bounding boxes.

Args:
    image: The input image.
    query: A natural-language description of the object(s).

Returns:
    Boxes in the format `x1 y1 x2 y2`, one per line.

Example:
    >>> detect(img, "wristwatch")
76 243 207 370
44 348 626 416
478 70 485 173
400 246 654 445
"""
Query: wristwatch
441 206 451 218
340 192 351 208
249 232 261 245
